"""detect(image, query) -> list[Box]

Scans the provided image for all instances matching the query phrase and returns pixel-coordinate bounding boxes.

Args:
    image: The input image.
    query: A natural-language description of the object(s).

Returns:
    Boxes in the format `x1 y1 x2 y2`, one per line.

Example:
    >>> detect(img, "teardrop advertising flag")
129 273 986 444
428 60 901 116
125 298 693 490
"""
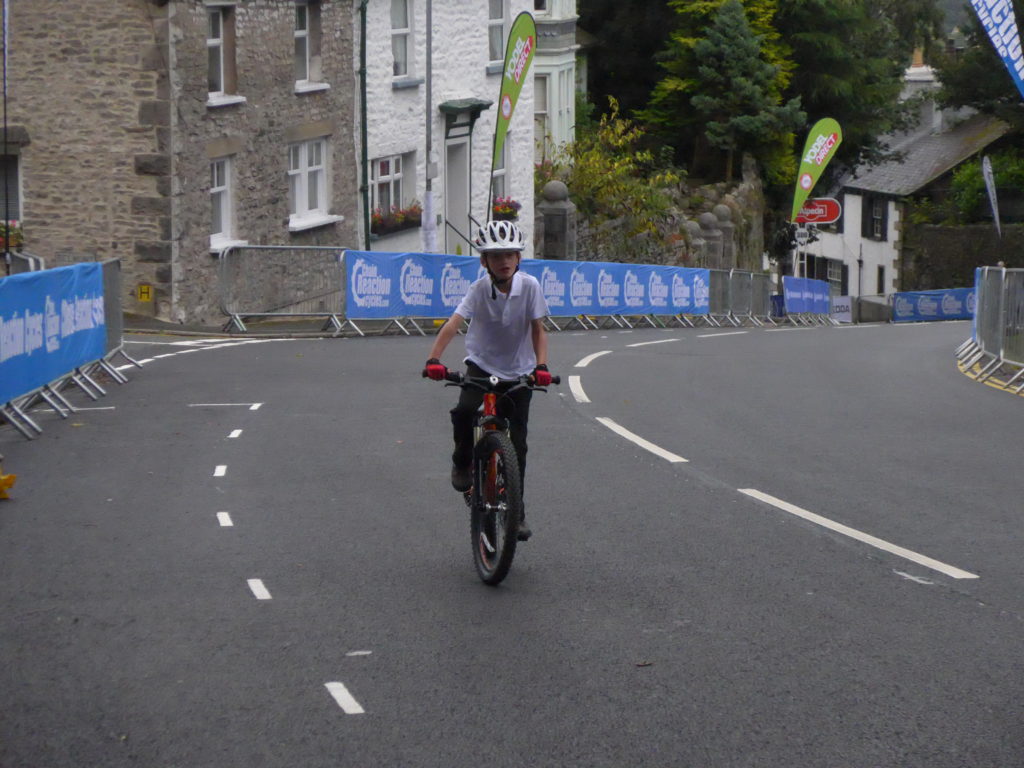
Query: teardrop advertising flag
491 12 536 185
790 118 843 222
969 0 1024 101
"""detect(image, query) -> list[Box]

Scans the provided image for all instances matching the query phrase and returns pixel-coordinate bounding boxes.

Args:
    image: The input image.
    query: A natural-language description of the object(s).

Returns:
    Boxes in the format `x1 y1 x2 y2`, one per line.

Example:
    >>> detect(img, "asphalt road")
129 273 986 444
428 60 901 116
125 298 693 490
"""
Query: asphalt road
2 321 1023 767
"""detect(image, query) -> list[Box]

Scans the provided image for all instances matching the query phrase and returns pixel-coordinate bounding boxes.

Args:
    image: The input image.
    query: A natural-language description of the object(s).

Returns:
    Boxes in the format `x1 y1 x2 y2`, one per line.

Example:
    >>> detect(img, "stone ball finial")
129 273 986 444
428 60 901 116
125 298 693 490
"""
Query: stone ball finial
684 220 702 236
698 212 719 230
541 180 569 202
713 203 732 222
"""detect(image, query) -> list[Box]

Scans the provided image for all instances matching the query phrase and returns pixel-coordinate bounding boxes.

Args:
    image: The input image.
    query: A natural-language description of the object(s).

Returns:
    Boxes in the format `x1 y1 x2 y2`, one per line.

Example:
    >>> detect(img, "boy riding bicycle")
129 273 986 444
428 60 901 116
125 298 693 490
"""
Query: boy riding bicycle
423 220 551 541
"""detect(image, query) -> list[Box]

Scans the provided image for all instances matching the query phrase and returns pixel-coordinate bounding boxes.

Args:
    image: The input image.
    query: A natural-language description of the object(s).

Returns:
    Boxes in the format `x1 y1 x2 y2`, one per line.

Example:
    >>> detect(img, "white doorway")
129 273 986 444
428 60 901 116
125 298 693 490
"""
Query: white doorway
444 139 470 255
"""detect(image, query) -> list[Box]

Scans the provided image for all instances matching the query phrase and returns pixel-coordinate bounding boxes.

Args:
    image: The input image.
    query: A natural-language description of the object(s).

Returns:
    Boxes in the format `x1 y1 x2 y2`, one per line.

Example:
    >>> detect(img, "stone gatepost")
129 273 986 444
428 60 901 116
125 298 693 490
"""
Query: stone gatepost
684 220 705 266
714 203 735 268
698 212 723 269
535 180 576 260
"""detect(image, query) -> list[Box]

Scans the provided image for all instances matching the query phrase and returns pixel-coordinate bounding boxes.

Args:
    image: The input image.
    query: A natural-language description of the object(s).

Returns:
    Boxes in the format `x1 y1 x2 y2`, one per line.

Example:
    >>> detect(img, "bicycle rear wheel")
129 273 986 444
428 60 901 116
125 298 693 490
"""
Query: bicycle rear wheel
470 431 522 585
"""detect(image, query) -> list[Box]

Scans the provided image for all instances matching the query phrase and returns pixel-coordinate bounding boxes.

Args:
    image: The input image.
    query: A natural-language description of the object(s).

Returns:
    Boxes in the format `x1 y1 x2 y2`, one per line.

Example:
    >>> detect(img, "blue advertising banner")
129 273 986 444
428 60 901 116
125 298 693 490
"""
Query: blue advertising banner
970 0 1024 102
893 287 975 323
782 276 831 315
0 263 106 404
345 252 715 320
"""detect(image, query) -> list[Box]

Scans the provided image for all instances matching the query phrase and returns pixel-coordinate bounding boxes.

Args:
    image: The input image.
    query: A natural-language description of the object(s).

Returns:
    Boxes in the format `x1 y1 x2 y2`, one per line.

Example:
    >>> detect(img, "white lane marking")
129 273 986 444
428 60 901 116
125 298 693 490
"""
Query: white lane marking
568 375 590 403
214 465 227 477
596 417 688 463
764 327 810 332
576 350 611 368
247 579 272 600
325 682 365 714
153 353 177 359
894 570 934 585
626 338 679 348
217 512 234 527
697 331 748 338
346 650 373 657
738 489 979 580
228 429 243 439
250 403 263 411
189 403 259 408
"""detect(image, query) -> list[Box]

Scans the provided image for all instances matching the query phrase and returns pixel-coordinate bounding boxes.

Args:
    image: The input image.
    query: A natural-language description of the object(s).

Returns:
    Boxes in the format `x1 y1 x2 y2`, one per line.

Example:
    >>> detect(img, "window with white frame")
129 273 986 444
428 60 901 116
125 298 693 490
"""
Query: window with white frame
210 156 233 244
288 138 328 221
372 154 411 212
207 5 241 104
534 75 549 162
488 0 507 64
391 0 411 77
208 8 225 94
295 3 310 81
534 0 548 12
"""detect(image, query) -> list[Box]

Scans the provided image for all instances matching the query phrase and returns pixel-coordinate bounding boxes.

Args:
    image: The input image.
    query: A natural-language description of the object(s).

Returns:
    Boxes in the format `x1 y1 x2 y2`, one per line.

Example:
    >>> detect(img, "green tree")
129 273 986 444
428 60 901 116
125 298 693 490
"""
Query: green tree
644 0 799 179
775 0 911 172
577 0 676 120
690 0 805 182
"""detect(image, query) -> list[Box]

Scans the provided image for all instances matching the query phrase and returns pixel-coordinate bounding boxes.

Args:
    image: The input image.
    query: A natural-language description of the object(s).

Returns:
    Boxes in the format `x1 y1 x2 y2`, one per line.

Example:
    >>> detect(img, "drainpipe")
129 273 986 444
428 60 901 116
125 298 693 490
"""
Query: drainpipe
422 0 436 252
358 0 370 250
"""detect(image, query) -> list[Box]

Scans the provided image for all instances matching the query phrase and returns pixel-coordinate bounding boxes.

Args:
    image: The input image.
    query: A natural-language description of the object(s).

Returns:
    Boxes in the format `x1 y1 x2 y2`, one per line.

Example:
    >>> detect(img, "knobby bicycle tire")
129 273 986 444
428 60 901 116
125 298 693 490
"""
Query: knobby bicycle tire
470 431 522 585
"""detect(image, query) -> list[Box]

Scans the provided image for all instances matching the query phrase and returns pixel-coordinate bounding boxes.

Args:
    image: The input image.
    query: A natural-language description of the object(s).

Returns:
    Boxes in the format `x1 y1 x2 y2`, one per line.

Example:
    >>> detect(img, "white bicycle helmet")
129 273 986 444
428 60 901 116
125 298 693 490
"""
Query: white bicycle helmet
474 220 526 253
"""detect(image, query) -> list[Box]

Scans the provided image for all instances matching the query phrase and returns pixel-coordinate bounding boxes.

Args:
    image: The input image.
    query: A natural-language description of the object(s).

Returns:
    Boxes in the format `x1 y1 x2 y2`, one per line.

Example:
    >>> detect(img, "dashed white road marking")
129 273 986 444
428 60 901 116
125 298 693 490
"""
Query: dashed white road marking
738 488 979 580
189 403 261 408
568 376 590 403
596 417 688 463
217 512 234 527
250 403 263 411
247 579 272 600
575 350 611 368
346 650 373 657
697 331 748 338
894 570 934 585
325 682 365 714
228 429 243 438
214 465 227 477
626 338 680 348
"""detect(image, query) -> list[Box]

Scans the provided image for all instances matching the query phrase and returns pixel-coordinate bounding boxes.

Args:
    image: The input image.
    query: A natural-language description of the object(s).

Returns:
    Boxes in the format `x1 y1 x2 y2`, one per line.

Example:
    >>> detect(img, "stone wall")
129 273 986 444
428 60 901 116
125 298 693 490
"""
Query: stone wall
902 222 1024 290
170 0 359 323
6 0 167 308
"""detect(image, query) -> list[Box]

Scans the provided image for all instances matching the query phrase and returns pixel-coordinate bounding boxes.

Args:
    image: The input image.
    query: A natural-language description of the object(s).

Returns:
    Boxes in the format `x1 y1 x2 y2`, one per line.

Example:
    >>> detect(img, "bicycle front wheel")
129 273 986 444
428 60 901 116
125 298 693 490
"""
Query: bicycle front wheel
470 431 522 586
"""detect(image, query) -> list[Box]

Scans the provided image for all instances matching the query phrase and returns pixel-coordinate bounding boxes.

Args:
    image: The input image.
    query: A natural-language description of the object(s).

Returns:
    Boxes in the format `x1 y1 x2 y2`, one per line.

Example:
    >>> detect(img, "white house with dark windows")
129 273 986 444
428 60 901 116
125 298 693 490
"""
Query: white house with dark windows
366 0 536 256
532 0 578 162
803 61 1007 307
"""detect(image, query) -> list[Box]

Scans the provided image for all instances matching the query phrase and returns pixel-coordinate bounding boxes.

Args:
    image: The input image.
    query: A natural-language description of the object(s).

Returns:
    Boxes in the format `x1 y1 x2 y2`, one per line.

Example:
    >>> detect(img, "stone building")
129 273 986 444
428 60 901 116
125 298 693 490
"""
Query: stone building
3 0 359 324
364 0 536 256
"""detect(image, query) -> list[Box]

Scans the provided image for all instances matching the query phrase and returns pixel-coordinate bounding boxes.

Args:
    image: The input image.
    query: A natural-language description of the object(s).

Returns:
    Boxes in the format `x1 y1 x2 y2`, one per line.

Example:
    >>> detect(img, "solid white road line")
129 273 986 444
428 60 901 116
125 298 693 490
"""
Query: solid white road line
325 682 365 714
576 350 611 368
217 512 233 527
697 331 748 338
214 465 227 477
568 375 590 404
626 338 680 348
346 650 373 656
189 402 259 408
228 429 242 438
738 488 979 580
596 417 688 463
247 579 272 600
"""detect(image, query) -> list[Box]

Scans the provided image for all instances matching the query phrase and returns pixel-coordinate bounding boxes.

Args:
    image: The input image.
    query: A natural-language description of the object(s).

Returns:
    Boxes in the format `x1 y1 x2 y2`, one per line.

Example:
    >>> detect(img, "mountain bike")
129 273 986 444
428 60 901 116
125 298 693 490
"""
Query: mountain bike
426 370 560 585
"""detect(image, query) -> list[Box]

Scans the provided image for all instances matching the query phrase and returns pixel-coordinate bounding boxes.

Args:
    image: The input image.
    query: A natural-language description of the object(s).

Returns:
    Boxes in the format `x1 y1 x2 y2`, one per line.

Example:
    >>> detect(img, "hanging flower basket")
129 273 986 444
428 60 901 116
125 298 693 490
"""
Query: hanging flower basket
0 220 23 250
492 196 521 221
371 202 422 236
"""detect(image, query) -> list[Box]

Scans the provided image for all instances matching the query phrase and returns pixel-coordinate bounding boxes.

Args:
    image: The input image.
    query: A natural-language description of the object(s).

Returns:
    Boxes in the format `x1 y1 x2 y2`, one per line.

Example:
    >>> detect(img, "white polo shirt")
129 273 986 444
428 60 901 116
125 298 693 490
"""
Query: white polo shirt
454 271 549 379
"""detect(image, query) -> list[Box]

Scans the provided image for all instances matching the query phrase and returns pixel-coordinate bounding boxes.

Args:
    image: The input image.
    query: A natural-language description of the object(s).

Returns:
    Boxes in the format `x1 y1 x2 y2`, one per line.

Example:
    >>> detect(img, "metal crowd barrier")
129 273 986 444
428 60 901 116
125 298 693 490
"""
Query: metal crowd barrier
218 245 354 333
4 250 44 275
1 258 139 440
957 266 1024 392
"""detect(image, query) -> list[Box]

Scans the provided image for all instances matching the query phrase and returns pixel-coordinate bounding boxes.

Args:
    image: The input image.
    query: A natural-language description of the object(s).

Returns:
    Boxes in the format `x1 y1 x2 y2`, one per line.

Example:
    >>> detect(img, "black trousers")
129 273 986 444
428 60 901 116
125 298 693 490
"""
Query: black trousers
450 361 532 486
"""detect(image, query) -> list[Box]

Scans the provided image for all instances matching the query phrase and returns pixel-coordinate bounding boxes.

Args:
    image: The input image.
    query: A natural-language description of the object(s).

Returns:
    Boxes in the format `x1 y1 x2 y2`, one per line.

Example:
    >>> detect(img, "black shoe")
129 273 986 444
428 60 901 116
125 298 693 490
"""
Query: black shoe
451 464 472 492
517 505 532 542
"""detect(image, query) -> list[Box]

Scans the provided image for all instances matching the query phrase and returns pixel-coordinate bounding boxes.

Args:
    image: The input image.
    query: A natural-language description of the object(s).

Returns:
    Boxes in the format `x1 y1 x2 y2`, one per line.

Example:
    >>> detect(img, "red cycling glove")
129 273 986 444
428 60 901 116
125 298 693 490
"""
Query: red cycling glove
424 358 448 381
532 364 552 387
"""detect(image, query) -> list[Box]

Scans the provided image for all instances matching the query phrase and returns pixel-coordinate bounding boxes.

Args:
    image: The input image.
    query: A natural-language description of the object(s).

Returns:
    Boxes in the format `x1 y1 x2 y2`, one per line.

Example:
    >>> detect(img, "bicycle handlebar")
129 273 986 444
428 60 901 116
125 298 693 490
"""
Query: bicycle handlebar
421 369 560 388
